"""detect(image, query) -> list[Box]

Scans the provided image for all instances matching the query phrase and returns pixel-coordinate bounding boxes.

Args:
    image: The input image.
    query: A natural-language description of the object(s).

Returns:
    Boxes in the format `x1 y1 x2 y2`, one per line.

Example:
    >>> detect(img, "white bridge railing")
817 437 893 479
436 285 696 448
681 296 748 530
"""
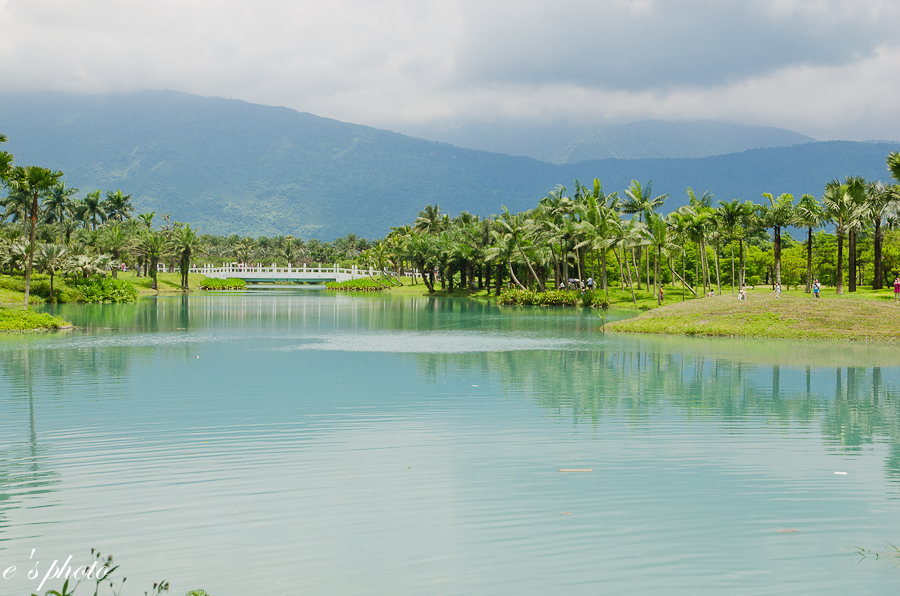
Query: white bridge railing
186 263 423 283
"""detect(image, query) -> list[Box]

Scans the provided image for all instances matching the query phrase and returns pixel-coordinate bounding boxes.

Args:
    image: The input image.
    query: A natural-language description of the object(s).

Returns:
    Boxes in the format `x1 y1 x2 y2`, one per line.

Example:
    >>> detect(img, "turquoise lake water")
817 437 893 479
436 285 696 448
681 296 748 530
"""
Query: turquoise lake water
2 287 900 595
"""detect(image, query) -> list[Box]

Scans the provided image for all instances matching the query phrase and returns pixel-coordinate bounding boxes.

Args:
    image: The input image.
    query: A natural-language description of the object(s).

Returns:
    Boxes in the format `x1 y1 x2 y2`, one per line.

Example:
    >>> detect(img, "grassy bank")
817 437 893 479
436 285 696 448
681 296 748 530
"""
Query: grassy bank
124 271 207 294
608 287 900 342
0 307 71 331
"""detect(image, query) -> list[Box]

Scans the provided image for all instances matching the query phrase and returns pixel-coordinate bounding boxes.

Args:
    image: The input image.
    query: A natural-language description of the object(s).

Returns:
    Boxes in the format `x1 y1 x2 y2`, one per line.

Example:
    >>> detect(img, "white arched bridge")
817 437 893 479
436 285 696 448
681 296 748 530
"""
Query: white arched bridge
187 263 415 284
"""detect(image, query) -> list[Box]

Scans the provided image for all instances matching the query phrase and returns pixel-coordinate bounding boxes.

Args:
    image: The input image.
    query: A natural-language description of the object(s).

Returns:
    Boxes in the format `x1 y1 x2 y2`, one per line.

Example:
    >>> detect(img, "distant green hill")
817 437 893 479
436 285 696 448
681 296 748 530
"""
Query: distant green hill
0 91 896 239
553 120 817 164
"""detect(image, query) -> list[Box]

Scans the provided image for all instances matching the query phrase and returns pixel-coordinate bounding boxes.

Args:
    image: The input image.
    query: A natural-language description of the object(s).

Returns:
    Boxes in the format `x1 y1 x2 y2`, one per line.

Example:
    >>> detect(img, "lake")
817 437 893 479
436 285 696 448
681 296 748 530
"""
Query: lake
2 287 899 595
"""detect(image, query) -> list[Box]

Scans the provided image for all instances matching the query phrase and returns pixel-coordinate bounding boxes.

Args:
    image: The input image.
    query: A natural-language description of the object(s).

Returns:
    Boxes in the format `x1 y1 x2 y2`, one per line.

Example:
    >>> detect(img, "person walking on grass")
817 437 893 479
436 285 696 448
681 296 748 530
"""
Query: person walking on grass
894 277 900 302
659 286 664 303
813 278 821 299
774 282 781 299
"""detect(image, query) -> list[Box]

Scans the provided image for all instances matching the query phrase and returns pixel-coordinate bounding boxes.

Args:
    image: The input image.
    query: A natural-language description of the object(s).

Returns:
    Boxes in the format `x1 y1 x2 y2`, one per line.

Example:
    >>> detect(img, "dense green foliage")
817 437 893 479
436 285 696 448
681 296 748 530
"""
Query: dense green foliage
199 277 247 289
0 306 69 331
72 274 139 302
325 278 389 291
1 91 897 238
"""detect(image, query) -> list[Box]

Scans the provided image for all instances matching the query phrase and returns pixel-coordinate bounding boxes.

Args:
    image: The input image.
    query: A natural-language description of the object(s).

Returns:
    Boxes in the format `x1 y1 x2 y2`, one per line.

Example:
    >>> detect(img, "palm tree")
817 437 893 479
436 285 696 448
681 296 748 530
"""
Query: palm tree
888 151 900 183
100 224 131 279
0 133 13 186
173 224 204 289
645 213 679 304
496 206 544 291
7 165 64 307
864 181 899 289
414 204 446 235
822 177 866 294
622 180 669 288
793 194 824 292
35 243 67 301
138 211 156 229
81 190 106 230
44 182 78 244
135 230 169 290
760 193 794 286
717 200 743 293
103 189 135 222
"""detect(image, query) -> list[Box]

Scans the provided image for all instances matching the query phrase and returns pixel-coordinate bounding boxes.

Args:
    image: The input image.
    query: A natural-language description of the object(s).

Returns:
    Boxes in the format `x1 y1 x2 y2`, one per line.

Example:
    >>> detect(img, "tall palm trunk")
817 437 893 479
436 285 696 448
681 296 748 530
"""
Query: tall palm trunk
625 250 636 304
631 249 640 291
714 239 721 295
848 229 857 292
730 243 735 293
655 248 661 305
873 218 883 289
601 248 609 300
614 247 625 290
805 227 814 292
835 228 844 294
773 226 782 285
575 246 583 288
517 241 545 292
23 190 39 308
507 258 526 290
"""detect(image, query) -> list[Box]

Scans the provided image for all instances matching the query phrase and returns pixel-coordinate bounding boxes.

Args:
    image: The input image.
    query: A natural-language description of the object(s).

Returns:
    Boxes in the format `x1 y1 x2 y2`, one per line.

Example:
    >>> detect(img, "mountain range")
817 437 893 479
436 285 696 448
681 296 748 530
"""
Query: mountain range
0 91 897 239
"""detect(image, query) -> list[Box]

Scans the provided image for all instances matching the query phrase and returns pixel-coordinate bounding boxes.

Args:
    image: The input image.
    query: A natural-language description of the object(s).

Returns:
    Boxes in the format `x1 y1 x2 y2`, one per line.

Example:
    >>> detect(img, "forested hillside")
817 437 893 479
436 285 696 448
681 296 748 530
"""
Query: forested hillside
0 91 896 239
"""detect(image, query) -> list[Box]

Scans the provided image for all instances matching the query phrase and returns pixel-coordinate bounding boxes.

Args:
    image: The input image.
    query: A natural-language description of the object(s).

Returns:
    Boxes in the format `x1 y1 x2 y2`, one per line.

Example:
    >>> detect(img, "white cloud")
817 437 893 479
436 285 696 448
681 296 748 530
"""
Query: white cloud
0 0 898 142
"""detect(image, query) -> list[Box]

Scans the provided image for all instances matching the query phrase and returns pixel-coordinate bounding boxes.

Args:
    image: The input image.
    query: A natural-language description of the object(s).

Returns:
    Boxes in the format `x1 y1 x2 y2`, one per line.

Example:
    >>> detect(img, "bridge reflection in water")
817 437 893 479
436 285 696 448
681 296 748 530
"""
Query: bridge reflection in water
188 263 419 283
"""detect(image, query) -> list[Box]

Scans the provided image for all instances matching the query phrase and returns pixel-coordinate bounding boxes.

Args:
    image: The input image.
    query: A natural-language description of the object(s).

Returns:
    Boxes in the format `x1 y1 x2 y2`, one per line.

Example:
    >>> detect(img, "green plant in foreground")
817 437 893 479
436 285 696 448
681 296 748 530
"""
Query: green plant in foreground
72 275 139 303
856 542 900 567
29 549 198 596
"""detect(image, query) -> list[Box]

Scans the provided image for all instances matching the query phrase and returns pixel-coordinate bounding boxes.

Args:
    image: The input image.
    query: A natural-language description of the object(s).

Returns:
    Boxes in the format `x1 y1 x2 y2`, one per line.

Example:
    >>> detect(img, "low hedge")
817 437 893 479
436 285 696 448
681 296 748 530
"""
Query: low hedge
498 288 609 308
199 277 247 290
325 278 388 291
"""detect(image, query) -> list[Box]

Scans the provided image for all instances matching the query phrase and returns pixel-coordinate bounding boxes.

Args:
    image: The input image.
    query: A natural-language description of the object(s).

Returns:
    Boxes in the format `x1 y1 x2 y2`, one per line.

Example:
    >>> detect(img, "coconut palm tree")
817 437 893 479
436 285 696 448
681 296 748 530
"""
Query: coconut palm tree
496 206 544 291
622 180 669 288
793 194 824 292
7 165 64 307
864 181 900 289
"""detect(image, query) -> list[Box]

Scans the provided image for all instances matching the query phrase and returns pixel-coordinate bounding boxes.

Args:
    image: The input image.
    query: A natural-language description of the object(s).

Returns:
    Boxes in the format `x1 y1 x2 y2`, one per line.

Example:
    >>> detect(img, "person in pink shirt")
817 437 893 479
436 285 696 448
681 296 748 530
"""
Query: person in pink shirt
894 277 900 302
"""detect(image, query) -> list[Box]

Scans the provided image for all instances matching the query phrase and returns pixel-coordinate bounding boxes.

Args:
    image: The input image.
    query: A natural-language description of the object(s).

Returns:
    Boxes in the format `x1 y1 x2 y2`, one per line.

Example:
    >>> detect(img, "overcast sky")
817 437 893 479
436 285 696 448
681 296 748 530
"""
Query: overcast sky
1 0 899 146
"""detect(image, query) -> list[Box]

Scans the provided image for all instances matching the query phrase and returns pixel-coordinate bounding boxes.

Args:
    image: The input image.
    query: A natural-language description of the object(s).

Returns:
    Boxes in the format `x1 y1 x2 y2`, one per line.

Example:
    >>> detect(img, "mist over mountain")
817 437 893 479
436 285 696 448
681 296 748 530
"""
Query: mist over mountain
0 91 895 240
553 120 816 164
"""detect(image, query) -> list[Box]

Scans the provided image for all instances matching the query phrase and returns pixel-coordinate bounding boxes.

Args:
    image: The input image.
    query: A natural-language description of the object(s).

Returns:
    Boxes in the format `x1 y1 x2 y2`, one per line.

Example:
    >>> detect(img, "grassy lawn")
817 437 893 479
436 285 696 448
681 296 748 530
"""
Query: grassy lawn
123 271 207 294
0 307 71 331
608 285 900 342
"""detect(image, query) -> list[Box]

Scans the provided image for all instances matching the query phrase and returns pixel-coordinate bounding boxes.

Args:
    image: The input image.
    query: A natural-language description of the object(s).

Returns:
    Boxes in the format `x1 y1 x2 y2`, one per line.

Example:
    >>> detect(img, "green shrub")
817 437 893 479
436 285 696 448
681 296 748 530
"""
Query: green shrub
325 278 388 291
0 307 70 331
72 275 139 302
498 288 580 306
199 277 247 290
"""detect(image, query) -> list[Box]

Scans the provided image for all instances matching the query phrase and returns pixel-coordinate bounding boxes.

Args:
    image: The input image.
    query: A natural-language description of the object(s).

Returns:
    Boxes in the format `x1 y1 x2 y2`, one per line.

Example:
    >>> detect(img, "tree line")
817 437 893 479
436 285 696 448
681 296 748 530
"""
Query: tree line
3 130 900 306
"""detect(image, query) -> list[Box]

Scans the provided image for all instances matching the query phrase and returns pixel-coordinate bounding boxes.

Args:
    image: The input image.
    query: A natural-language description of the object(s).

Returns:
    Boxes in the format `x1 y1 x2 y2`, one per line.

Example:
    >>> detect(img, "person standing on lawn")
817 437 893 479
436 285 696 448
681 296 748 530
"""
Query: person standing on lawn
894 277 900 302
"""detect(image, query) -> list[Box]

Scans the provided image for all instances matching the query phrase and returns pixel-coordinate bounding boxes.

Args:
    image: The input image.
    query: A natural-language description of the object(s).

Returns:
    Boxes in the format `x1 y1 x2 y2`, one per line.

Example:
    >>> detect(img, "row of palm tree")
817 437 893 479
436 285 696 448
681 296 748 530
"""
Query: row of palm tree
370 151 900 303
